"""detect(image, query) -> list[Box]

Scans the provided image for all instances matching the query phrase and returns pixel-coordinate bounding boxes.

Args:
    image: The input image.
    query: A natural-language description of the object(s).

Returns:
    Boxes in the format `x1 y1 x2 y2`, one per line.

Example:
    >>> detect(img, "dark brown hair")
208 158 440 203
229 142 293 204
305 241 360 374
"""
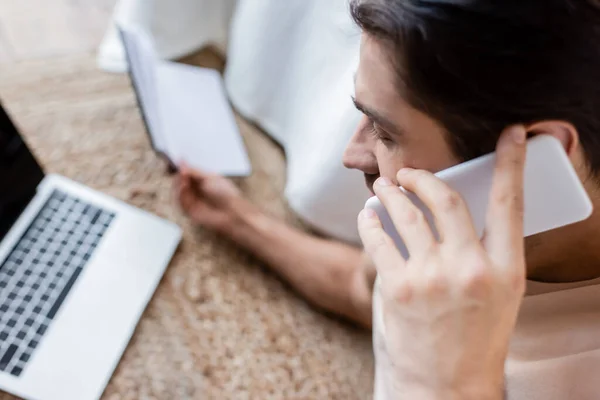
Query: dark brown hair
350 0 600 174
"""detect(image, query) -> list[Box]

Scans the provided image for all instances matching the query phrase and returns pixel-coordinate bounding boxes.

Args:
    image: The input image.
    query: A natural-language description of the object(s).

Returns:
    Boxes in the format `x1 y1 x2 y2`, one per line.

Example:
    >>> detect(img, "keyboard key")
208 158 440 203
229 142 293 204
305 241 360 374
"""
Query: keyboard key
0 344 18 370
47 267 82 319
91 210 101 224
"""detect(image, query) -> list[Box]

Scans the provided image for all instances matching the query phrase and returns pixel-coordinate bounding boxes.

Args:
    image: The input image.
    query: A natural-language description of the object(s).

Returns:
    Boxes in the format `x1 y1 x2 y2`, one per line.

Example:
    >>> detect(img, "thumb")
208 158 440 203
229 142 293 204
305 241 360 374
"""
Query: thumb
202 176 241 202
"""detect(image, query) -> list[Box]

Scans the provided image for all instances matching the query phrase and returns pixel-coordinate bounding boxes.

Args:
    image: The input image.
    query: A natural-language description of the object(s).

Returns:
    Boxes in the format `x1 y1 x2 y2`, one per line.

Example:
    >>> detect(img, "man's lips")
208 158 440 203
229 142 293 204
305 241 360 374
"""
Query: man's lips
364 173 379 195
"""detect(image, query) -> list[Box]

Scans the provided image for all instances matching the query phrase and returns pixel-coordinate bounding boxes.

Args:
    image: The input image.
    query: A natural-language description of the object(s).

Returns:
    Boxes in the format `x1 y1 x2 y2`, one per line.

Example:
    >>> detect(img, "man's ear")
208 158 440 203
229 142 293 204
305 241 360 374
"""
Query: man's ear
525 120 579 157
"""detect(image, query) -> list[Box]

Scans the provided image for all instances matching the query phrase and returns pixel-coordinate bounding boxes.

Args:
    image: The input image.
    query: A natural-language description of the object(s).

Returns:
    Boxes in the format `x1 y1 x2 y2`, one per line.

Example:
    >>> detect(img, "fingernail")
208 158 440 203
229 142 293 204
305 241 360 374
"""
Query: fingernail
397 168 414 175
376 177 392 186
361 208 377 219
512 126 526 144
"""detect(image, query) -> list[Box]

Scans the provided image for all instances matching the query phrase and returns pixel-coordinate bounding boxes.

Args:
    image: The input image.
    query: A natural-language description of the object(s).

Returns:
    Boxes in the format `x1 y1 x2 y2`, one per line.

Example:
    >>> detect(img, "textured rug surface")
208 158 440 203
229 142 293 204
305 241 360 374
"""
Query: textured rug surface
0 52 373 399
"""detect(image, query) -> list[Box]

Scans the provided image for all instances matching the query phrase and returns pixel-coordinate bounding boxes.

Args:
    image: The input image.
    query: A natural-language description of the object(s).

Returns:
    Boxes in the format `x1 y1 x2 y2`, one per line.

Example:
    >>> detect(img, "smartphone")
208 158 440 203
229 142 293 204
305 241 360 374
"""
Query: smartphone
364 135 593 259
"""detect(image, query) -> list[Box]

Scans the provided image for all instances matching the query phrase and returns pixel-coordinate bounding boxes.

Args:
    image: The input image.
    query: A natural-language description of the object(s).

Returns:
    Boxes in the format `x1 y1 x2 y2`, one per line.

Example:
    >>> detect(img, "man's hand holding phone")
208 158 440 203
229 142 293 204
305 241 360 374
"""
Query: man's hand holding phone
359 125 528 400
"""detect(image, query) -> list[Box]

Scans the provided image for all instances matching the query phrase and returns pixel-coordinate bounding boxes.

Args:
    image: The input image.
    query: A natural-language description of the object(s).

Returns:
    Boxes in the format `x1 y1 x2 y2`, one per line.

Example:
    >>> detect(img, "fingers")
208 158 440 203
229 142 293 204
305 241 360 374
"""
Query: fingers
176 173 197 212
483 125 527 268
176 164 240 209
358 208 406 280
395 169 479 248
177 164 207 203
179 163 211 181
373 178 437 256
178 162 190 176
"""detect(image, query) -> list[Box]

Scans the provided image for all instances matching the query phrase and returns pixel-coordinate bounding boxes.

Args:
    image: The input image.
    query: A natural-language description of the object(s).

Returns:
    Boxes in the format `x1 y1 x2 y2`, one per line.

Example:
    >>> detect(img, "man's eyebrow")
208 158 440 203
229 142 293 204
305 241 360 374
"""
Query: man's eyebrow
351 96 403 136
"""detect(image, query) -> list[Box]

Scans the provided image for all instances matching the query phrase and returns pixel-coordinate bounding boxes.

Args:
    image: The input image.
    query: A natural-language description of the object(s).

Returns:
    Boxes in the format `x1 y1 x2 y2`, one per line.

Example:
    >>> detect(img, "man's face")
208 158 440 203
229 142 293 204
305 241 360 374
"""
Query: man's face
343 34 459 193
344 35 600 283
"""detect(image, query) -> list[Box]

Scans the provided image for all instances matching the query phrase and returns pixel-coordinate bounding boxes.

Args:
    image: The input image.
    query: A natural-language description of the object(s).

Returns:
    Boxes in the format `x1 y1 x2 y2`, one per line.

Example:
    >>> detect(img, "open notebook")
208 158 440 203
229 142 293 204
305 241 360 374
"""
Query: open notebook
119 26 251 177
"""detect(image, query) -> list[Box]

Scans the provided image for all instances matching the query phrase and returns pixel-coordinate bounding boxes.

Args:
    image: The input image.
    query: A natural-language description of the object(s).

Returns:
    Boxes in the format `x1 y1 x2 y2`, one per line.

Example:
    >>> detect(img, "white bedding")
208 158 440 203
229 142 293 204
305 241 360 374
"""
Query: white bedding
98 0 370 243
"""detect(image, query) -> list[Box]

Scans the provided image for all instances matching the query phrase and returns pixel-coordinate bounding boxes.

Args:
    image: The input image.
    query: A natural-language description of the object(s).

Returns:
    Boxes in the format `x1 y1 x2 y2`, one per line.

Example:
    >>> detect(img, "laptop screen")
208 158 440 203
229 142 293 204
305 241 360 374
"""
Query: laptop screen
0 102 44 241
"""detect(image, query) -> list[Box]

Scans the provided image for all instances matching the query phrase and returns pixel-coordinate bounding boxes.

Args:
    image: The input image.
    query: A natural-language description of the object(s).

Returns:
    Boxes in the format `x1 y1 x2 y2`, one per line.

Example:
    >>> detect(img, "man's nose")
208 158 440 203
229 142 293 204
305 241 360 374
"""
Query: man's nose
342 142 366 170
343 123 378 173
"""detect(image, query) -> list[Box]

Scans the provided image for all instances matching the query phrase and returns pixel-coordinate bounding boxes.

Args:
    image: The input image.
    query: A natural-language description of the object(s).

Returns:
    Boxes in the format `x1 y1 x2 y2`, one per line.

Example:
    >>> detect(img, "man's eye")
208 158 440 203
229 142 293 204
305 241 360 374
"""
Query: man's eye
367 119 393 144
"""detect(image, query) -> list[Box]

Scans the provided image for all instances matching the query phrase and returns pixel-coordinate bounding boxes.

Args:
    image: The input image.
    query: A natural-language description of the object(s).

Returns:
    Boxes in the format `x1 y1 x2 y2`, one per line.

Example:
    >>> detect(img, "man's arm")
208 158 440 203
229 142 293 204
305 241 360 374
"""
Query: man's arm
226 203 376 329
175 167 375 328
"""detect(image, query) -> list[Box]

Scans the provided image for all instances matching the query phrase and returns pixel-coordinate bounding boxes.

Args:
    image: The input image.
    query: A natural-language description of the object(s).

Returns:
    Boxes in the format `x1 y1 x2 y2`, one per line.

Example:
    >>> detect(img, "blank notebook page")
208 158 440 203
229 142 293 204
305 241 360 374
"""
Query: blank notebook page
155 61 251 176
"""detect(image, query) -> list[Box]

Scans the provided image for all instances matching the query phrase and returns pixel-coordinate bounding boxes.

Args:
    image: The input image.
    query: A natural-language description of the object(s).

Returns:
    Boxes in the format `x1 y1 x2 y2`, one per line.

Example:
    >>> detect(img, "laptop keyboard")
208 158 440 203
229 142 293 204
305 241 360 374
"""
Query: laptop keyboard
0 189 115 377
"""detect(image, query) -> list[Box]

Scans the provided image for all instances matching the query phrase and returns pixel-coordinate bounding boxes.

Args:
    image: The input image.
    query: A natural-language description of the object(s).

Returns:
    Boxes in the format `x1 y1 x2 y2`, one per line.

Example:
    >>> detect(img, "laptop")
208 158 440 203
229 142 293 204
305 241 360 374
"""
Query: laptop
0 101 182 400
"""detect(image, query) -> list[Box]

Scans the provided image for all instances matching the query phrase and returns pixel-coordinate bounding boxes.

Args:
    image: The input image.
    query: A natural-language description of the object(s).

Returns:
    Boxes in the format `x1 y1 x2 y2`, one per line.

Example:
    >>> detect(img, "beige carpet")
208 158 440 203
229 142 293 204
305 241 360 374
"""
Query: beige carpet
0 51 373 399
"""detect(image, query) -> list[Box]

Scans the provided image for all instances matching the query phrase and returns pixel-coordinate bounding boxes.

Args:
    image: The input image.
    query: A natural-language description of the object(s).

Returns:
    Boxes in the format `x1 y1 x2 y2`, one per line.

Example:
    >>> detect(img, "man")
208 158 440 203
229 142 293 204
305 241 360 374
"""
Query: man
177 0 600 398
